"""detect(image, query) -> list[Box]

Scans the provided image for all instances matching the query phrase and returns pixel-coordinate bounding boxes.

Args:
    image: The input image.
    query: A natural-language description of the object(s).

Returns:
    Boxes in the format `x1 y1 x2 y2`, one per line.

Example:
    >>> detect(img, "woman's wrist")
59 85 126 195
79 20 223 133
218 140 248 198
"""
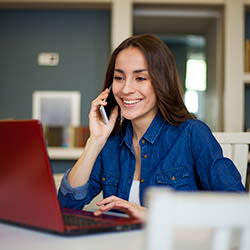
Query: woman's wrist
86 135 108 153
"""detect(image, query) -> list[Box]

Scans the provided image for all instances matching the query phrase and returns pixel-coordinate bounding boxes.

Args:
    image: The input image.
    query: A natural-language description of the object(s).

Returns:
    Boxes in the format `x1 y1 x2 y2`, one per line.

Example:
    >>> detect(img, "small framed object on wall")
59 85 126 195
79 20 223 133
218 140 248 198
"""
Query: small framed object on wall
32 91 81 126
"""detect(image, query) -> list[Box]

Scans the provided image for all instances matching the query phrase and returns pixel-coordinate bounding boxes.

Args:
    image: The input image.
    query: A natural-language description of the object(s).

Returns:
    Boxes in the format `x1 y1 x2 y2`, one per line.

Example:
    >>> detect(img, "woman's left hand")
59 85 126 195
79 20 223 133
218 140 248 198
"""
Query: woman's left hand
94 195 147 221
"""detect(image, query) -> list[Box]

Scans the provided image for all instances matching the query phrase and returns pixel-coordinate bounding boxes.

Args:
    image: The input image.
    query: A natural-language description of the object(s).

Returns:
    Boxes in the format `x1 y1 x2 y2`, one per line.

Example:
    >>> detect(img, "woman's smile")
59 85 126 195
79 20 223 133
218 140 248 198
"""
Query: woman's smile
122 98 142 106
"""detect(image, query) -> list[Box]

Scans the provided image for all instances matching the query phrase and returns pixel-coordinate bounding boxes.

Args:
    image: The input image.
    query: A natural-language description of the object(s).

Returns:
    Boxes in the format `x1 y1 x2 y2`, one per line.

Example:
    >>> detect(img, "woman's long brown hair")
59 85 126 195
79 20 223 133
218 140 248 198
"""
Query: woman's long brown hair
103 34 194 135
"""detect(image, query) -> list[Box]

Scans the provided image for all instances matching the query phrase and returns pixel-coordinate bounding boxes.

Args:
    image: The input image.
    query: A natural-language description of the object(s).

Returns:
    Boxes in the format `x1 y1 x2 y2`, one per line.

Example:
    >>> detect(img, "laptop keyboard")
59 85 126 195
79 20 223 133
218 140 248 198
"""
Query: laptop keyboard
62 213 111 227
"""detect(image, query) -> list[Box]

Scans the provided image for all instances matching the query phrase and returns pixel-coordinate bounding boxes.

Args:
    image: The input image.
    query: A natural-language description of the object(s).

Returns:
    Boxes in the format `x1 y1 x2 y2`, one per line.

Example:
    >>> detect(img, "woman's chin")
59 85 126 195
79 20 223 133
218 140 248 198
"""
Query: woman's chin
122 113 137 121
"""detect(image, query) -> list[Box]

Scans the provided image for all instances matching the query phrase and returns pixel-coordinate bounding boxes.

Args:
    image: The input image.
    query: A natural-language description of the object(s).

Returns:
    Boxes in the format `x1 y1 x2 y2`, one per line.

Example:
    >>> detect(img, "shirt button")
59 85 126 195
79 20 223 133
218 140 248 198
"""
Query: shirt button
140 179 144 183
101 177 106 182
142 139 145 144
171 176 176 181
143 154 147 159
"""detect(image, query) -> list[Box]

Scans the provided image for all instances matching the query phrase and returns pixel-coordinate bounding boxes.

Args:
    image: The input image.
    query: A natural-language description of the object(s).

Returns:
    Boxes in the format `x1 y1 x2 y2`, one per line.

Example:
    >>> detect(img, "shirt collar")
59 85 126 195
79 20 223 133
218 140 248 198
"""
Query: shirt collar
143 113 167 144
120 113 167 148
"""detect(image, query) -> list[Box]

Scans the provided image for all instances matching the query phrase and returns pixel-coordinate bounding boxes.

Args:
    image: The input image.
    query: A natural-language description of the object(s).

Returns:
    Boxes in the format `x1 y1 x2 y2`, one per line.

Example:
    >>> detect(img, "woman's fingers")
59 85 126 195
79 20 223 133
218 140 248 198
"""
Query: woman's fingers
88 88 117 135
99 88 110 103
94 196 124 216
93 201 116 216
94 196 147 221
90 89 109 112
95 195 120 207
94 199 127 216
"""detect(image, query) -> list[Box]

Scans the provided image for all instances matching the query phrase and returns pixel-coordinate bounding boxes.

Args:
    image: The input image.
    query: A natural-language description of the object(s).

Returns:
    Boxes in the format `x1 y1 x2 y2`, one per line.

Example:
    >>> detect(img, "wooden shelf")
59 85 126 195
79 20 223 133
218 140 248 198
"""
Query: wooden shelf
48 147 83 160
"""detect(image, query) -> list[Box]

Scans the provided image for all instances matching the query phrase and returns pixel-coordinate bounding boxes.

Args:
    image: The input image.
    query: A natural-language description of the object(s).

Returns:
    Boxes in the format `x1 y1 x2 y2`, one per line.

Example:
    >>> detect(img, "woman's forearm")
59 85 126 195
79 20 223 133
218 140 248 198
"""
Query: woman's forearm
67 136 106 188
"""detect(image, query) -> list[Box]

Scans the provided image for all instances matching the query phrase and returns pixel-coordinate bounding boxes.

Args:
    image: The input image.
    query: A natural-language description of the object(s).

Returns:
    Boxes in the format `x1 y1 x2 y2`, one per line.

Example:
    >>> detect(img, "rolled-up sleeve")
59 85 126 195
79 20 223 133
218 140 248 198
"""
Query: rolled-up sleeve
58 169 90 209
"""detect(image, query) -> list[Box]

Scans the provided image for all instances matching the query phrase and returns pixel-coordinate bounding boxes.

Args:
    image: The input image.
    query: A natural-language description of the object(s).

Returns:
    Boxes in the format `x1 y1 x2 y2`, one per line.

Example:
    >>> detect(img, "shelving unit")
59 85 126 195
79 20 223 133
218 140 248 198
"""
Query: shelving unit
48 147 83 160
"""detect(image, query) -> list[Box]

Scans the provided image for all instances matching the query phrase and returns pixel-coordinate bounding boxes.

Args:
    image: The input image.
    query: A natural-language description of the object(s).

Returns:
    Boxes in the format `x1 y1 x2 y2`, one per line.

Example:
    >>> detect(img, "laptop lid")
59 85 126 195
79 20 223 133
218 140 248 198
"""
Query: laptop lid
0 120 65 232
0 120 141 235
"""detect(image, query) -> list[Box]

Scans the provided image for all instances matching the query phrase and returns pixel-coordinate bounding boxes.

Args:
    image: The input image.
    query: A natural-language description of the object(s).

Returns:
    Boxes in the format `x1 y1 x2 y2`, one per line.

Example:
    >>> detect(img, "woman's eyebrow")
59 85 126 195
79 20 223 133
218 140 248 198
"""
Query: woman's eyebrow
133 69 148 74
114 69 124 73
114 69 148 74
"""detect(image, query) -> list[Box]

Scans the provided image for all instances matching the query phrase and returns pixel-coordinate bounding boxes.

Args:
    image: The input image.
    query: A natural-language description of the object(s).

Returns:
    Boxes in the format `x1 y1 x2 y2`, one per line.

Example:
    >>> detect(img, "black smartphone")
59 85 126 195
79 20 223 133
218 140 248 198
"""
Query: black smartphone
99 86 116 124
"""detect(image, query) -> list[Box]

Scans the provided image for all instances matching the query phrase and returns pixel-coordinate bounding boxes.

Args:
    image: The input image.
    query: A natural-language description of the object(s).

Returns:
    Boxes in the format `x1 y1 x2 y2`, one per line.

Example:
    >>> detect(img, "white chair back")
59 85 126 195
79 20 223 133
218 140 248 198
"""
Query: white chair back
213 132 250 187
145 188 250 250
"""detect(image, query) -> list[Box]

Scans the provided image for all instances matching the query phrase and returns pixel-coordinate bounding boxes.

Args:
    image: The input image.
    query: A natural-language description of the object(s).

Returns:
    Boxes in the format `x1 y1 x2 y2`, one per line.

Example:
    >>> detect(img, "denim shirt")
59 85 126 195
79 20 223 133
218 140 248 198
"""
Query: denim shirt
58 114 245 209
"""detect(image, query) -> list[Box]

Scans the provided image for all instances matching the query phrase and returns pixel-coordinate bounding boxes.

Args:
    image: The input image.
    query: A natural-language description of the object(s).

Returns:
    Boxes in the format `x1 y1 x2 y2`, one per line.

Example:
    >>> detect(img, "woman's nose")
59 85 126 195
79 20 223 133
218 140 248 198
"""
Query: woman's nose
121 78 134 94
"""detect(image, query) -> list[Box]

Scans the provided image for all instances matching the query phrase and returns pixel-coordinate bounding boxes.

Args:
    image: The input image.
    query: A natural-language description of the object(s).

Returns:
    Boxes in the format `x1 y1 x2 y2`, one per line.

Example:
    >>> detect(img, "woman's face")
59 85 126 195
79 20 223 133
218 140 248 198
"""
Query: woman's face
112 46 158 124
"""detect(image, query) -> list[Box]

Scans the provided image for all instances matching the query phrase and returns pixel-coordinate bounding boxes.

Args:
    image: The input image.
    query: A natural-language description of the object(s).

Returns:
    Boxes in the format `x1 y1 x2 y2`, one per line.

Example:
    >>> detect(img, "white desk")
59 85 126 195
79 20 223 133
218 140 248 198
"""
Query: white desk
0 222 143 250
0 222 240 250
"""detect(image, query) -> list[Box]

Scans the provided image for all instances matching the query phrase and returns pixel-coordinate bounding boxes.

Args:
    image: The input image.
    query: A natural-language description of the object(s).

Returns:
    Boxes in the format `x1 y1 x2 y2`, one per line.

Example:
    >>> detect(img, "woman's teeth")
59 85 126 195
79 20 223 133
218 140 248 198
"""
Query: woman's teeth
123 99 140 104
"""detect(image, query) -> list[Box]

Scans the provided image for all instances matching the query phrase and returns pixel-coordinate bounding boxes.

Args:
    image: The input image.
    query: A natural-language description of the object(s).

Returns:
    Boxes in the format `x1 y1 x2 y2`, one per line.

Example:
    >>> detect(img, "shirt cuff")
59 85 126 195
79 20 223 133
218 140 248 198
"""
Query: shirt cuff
59 169 89 200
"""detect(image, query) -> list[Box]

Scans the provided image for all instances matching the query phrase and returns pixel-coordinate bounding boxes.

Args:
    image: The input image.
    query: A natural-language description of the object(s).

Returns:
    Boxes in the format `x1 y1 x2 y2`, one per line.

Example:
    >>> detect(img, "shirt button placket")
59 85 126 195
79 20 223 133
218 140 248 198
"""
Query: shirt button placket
140 138 149 199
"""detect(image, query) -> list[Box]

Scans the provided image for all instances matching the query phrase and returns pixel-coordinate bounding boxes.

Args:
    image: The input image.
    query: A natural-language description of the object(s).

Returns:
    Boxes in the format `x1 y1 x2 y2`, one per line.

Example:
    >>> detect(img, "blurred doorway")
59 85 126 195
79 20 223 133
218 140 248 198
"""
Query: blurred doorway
133 4 223 131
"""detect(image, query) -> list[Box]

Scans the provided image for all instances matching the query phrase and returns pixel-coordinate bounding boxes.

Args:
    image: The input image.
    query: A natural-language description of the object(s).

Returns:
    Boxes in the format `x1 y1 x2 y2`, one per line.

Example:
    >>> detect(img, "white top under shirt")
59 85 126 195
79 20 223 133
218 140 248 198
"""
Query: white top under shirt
128 180 140 205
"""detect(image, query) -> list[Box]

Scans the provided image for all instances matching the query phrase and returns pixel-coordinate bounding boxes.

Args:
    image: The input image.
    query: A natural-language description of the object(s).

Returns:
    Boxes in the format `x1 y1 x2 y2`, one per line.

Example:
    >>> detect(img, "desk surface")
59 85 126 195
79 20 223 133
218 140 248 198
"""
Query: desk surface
0 222 144 250
0 222 240 250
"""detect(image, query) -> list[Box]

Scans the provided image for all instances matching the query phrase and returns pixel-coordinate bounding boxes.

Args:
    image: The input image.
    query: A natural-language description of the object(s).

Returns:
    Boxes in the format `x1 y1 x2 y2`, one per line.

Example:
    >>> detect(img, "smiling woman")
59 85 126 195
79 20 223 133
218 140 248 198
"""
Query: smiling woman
112 46 158 127
58 34 246 222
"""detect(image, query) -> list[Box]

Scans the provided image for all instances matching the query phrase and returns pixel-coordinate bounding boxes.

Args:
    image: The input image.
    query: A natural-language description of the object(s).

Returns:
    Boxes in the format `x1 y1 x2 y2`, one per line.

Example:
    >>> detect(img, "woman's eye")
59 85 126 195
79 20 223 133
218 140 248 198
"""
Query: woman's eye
114 76 123 81
136 77 146 81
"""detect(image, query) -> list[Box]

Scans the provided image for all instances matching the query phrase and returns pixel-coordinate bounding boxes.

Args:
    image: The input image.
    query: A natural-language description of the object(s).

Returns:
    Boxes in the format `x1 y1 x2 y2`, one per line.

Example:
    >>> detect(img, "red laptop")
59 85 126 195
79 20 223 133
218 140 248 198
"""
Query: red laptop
0 120 141 235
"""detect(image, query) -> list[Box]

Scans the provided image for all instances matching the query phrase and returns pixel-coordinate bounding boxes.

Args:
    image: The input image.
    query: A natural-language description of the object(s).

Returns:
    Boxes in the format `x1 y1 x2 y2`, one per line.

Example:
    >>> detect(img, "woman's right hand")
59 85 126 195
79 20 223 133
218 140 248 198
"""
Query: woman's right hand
88 88 119 143
67 88 118 188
